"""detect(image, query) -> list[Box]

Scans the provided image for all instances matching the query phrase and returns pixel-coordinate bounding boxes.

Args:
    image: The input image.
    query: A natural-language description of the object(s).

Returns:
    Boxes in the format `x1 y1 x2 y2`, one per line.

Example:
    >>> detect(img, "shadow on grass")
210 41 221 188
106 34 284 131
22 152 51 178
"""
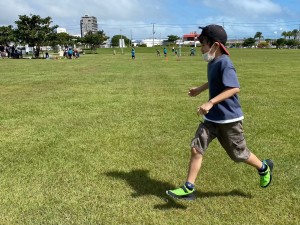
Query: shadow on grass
105 169 252 210
198 189 252 199
105 169 187 210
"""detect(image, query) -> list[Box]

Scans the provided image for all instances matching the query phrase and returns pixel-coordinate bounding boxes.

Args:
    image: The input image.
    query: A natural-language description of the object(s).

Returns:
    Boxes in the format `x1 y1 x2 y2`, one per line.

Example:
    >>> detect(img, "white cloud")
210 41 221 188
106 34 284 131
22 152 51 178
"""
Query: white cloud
0 0 170 38
0 0 297 39
0 0 33 25
6 0 167 22
202 0 282 17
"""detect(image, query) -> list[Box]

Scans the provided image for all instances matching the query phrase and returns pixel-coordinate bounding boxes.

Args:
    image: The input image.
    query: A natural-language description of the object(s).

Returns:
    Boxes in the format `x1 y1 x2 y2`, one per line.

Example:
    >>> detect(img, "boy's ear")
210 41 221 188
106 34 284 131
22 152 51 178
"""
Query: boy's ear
211 42 220 51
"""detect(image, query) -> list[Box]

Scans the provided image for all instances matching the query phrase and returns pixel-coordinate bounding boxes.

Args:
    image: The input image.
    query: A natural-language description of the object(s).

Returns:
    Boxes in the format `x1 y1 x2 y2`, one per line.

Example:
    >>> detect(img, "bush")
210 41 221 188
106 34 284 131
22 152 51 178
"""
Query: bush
257 42 269 48
138 44 147 47
286 39 299 48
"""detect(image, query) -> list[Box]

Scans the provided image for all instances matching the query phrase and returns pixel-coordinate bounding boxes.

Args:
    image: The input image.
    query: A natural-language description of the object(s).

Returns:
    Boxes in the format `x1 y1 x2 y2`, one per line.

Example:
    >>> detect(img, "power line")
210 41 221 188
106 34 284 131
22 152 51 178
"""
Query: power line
57 20 300 32
53 20 300 39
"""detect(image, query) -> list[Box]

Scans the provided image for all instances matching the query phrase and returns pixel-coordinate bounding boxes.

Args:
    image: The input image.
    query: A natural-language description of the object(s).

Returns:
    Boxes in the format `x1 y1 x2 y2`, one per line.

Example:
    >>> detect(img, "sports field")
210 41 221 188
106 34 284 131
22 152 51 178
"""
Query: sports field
0 47 299 224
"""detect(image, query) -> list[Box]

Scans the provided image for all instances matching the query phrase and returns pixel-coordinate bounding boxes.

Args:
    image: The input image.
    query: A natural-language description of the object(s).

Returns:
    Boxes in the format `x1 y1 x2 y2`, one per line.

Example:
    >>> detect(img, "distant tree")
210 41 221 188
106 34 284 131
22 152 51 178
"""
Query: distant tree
47 32 79 52
167 35 180 43
275 38 286 48
265 38 274 46
286 31 293 40
281 31 288 39
265 38 272 43
111 35 130 47
291 29 299 40
55 32 73 46
0 25 14 45
254 32 263 43
286 39 299 48
14 14 58 57
83 30 109 51
72 36 83 46
242 37 256 47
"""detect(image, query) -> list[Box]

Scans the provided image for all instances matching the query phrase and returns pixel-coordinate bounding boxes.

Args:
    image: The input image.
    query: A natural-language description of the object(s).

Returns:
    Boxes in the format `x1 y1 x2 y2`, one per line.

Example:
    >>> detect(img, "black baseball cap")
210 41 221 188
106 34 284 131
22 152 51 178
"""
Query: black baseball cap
198 24 229 55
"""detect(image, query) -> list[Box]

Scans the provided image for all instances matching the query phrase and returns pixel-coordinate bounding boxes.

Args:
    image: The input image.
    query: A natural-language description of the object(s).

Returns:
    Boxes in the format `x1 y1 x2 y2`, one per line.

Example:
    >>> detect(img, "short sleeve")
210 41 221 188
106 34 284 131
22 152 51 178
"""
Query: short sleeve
222 66 240 88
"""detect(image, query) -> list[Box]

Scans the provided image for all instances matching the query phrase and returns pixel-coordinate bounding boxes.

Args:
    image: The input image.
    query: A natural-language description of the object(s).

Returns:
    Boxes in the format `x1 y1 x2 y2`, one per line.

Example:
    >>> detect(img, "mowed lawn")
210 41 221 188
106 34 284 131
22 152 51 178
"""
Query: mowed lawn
0 48 299 224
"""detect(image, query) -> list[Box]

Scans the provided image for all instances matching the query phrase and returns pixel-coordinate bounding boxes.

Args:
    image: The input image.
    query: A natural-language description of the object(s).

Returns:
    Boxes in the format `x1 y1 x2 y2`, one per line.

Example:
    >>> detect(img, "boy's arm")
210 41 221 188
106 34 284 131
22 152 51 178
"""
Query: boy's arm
198 87 240 115
188 82 208 96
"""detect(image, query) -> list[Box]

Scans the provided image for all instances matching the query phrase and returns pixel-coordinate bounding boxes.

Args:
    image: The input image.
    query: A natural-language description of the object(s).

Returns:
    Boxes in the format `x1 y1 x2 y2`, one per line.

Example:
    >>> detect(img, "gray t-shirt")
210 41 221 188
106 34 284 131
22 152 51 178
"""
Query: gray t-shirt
204 55 244 123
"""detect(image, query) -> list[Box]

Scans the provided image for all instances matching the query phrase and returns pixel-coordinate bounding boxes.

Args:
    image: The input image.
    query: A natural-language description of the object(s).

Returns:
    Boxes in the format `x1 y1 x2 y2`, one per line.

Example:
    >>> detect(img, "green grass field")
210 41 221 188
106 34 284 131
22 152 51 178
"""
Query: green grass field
0 47 299 224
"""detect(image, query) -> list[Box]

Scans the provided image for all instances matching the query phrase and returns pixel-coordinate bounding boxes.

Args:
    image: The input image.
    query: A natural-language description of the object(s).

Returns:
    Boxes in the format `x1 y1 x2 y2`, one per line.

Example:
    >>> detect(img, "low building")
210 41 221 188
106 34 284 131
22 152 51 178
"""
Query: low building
141 39 165 47
182 33 200 46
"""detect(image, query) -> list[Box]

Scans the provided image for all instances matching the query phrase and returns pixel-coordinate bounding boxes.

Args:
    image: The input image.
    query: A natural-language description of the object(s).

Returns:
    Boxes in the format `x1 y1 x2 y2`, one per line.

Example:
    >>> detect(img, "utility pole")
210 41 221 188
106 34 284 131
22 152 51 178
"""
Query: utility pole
130 29 132 47
152 23 155 47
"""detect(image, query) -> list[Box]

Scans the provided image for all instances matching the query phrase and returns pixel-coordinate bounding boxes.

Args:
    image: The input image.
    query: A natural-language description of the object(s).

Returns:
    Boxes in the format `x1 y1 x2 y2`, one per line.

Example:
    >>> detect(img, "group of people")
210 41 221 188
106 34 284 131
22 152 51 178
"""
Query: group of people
156 47 168 57
0 45 81 60
131 47 168 59
0 45 23 59
63 47 80 59
158 46 196 57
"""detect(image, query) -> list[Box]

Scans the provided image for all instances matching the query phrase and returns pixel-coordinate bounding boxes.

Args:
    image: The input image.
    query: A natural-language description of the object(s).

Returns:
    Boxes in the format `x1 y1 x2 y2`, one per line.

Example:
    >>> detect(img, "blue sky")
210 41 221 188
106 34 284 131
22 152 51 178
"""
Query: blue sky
0 0 299 40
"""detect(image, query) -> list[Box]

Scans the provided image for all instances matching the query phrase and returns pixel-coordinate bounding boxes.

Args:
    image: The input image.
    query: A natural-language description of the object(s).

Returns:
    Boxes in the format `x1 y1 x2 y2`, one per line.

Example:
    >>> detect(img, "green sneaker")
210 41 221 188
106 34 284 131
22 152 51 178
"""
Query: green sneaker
259 159 274 188
166 185 196 200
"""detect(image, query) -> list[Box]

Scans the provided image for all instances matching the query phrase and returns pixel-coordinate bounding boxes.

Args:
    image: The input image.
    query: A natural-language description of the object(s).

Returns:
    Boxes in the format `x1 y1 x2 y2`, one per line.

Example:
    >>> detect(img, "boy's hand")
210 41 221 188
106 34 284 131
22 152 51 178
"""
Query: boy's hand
188 87 200 97
197 101 214 115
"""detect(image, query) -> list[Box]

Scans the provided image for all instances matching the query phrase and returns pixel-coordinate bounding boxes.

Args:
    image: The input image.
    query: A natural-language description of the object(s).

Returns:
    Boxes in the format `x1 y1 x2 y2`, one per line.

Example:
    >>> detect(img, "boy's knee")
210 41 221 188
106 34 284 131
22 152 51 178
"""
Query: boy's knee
229 155 246 163
191 147 203 157
228 149 250 162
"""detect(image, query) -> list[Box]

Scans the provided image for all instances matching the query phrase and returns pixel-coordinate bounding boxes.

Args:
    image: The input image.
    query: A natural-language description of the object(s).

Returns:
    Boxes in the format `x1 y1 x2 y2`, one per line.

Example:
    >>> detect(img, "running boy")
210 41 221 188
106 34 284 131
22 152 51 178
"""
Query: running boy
166 25 273 200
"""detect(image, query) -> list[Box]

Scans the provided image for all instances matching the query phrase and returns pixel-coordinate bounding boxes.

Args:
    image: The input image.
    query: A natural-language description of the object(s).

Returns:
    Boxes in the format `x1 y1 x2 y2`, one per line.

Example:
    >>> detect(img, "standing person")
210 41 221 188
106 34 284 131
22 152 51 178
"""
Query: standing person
156 49 160 56
131 47 135 59
7 45 12 58
63 48 67 58
163 47 167 57
67 48 73 59
0 45 4 57
166 24 273 200
74 49 80 58
190 47 195 56
11 45 15 58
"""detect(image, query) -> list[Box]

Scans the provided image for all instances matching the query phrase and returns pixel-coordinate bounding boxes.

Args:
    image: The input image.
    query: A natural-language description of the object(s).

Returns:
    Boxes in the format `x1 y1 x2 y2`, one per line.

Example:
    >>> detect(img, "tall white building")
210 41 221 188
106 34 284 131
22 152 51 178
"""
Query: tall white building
80 15 98 37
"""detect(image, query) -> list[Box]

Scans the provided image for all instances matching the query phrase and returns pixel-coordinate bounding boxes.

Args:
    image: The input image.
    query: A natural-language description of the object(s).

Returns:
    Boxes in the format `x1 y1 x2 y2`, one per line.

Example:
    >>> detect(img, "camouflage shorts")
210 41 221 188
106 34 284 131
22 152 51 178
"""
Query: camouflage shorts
191 120 250 162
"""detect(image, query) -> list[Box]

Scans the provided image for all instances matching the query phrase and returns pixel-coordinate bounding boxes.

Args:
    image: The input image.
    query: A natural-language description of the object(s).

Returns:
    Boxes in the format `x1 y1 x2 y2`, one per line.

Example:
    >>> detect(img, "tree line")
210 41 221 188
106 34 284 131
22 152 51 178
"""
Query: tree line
1 14 299 53
242 30 300 48
0 14 185 52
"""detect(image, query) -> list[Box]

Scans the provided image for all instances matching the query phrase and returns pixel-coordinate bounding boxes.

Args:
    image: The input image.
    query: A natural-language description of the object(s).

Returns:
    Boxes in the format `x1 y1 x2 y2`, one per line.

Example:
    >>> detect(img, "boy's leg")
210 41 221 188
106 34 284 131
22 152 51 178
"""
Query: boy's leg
186 148 203 184
244 153 274 188
166 121 215 200
244 152 263 169
166 148 202 200
217 121 273 188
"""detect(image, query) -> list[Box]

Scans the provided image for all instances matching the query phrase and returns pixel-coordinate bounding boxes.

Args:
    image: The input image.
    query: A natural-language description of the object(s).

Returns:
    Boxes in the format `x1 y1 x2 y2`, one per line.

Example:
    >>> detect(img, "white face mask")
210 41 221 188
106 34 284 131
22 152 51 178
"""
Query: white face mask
202 51 215 62
202 44 217 62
